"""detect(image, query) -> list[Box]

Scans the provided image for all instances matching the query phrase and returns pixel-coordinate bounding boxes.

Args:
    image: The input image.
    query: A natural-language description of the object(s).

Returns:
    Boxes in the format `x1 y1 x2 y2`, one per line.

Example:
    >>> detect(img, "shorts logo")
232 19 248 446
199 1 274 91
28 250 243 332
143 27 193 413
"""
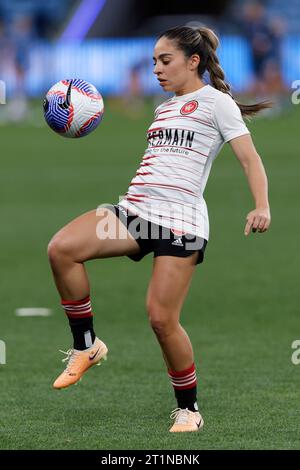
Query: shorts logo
172 237 184 247
180 100 198 115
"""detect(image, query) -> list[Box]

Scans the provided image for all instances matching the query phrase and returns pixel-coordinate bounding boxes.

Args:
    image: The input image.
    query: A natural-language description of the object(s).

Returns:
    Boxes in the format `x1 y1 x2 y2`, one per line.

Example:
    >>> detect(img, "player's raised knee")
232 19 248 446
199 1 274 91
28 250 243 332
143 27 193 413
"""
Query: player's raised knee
47 234 74 264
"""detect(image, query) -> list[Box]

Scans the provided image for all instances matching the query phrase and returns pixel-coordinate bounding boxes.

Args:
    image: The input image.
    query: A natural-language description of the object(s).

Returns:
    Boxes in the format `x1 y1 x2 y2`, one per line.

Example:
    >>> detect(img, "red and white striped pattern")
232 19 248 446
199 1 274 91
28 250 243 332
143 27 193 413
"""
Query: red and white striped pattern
168 363 197 390
61 295 92 319
118 84 249 240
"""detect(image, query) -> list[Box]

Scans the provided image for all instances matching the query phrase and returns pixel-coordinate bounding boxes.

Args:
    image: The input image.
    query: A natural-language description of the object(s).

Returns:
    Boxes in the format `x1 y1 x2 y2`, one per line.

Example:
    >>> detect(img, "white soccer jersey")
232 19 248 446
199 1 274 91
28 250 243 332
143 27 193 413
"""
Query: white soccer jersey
118 84 250 240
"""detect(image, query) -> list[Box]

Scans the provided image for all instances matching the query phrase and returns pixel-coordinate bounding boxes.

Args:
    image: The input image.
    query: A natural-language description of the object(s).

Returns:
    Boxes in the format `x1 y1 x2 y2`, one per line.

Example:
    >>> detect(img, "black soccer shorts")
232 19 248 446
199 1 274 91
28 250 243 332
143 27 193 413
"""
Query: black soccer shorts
103 203 208 265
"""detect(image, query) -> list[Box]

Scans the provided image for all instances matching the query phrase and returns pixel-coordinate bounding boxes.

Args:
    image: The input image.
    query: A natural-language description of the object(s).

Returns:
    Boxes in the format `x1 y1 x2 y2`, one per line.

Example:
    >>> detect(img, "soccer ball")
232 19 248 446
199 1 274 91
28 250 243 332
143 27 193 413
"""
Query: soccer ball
43 79 104 138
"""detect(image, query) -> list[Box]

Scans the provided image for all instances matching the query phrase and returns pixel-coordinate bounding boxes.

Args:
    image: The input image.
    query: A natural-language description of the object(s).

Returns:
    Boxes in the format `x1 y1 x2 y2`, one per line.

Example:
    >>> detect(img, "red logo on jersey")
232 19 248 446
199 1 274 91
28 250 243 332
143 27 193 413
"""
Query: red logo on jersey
180 100 198 115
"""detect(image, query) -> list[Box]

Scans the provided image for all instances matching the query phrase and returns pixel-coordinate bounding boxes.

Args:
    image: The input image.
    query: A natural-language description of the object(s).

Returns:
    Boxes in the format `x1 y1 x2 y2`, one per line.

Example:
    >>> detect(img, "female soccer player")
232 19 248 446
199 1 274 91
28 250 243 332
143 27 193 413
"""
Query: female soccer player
48 26 271 433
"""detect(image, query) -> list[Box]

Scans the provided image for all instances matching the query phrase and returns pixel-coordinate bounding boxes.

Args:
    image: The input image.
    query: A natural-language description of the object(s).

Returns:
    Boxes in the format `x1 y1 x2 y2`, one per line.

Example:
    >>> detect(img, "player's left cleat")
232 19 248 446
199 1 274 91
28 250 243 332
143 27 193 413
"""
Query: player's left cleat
169 408 204 433
53 337 108 390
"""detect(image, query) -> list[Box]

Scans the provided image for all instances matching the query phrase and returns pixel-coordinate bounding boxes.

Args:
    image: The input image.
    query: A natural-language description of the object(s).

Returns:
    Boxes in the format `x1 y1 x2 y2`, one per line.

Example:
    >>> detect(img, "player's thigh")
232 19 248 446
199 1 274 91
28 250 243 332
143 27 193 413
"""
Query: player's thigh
146 253 198 322
49 207 140 261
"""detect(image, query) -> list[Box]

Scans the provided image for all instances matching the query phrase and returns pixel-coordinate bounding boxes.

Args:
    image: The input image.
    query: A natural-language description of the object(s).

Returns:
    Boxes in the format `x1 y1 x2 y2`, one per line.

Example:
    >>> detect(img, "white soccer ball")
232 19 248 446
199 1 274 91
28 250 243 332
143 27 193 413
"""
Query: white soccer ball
43 78 104 138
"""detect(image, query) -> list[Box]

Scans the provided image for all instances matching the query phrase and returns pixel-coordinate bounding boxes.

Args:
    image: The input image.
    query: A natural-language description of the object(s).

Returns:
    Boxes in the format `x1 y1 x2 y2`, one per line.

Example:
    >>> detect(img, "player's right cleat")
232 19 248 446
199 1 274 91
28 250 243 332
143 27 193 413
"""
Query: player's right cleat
53 337 108 390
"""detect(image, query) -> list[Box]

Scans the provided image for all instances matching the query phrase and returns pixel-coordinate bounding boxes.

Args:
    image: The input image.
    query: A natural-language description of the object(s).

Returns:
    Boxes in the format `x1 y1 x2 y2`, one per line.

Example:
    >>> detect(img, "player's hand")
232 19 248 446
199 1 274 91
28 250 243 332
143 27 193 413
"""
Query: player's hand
244 207 271 236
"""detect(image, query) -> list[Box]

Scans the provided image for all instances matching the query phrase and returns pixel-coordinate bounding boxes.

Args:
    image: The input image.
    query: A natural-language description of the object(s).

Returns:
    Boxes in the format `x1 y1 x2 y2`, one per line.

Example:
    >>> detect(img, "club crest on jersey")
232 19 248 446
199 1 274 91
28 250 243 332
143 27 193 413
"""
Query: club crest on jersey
180 100 198 115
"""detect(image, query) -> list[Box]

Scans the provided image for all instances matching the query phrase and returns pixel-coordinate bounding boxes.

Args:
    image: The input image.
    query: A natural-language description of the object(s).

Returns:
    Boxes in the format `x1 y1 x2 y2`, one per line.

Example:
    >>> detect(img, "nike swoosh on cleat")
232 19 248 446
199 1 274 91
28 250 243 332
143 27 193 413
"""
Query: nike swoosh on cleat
197 418 203 428
89 347 101 361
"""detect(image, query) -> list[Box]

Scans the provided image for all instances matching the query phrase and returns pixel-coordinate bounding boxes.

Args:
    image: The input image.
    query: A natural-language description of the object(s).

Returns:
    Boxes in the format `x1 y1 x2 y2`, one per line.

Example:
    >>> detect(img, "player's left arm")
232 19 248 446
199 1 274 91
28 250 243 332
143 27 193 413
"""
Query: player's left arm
229 134 271 236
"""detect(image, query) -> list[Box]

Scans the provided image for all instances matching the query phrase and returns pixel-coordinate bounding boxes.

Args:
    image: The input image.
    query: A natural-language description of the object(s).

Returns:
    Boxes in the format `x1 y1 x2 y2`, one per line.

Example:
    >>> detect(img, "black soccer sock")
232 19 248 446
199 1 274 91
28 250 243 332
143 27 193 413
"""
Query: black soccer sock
168 363 199 412
67 315 96 351
61 295 96 350
174 386 198 412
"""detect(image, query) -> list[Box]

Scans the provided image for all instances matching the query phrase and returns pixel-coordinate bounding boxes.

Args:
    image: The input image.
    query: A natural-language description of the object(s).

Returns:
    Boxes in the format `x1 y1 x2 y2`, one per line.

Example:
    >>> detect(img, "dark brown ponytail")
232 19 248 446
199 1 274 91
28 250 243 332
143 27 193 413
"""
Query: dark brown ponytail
159 26 272 117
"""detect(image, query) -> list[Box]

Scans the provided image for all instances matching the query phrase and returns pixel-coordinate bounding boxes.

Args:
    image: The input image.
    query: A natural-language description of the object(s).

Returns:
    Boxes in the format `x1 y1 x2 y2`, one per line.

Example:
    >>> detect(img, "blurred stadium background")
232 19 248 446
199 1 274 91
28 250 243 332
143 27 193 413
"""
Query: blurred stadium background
0 0 299 450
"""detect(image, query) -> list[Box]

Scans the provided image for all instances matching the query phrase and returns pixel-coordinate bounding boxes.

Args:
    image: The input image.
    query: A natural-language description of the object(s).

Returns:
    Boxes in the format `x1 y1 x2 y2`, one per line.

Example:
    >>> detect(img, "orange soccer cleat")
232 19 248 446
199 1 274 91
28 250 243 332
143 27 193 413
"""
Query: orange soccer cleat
169 408 204 433
53 337 108 390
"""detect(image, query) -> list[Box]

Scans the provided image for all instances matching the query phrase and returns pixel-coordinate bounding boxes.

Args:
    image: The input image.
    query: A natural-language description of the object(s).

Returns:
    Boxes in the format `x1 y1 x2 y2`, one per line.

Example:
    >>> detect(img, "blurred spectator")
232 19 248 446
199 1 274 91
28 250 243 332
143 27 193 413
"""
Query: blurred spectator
122 58 150 118
241 1 287 96
11 15 35 85
0 18 13 121
0 17 12 74
5 15 36 122
0 1 72 123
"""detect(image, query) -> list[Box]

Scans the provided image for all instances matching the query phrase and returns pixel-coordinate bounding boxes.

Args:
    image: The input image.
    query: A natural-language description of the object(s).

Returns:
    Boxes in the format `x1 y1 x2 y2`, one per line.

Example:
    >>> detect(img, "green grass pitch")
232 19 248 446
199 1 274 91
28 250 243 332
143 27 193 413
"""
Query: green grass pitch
0 99 299 450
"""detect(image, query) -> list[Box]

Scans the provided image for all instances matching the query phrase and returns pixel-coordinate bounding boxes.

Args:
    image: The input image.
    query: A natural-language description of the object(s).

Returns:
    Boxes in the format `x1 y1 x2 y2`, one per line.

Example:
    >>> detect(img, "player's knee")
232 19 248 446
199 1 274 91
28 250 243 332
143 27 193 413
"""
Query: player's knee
147 303 177 338
47 235 74 265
